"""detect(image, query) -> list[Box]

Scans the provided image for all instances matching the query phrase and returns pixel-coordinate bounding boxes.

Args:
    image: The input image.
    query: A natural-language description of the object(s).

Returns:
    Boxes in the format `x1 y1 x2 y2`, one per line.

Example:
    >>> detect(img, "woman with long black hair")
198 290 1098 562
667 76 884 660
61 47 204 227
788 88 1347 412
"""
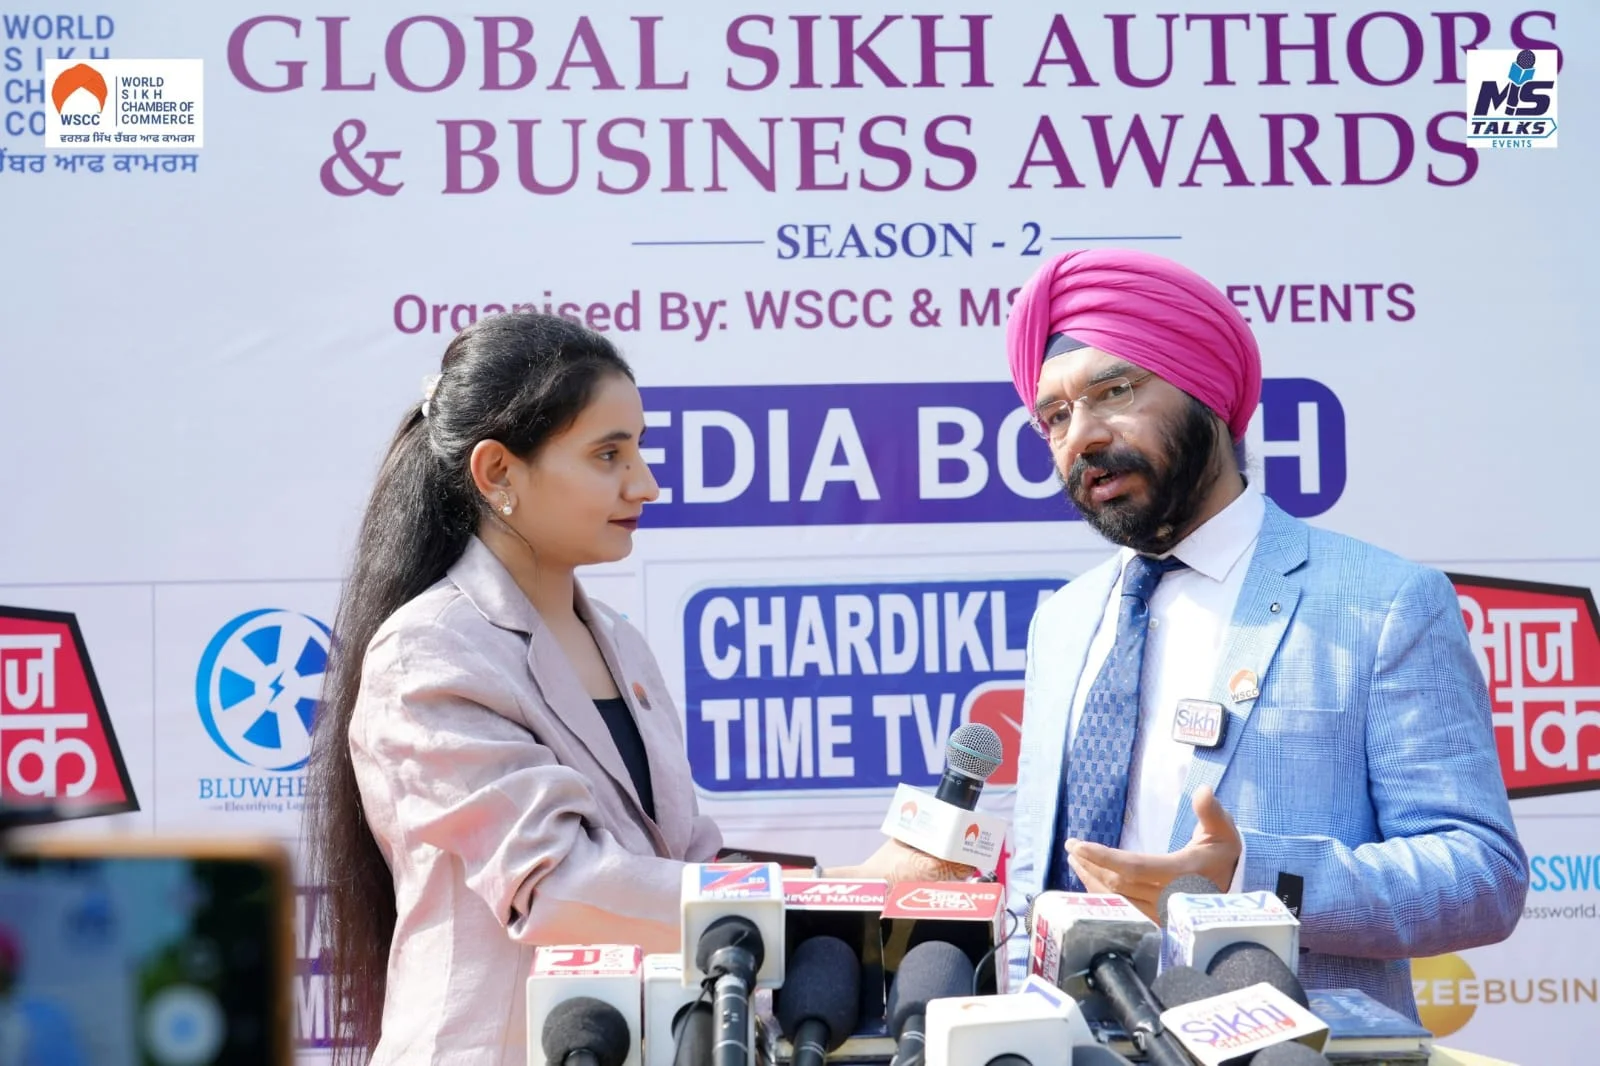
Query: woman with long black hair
304 313 966 1066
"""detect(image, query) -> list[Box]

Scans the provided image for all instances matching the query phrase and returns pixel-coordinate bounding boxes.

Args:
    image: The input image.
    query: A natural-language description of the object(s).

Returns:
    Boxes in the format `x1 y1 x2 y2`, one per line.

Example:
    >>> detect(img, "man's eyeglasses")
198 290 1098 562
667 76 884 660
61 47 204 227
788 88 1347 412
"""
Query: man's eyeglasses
1028 372 1155 443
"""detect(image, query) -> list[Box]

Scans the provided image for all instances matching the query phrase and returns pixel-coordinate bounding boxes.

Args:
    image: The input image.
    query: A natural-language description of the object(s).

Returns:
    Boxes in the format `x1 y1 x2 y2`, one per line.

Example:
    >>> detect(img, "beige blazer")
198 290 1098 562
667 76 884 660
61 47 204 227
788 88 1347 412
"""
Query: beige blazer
348 537 722 1066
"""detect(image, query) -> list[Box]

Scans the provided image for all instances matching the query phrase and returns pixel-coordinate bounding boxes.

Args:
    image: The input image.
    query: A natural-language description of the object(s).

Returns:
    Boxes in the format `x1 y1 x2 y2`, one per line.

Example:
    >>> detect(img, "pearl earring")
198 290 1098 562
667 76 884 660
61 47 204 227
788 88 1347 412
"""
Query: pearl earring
500 494 514 516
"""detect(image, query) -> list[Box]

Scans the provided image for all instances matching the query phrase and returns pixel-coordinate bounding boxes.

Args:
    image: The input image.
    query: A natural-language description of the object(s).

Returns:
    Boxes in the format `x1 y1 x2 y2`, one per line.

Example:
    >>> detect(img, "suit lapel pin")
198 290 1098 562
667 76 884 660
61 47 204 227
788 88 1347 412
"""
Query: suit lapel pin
1228 668 1260 704
632 680 652 711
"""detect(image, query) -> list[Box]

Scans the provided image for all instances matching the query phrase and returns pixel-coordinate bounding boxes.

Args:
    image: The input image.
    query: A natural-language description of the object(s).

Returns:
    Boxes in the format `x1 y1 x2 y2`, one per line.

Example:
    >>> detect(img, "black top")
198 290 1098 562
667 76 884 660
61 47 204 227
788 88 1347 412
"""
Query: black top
593 696 655 822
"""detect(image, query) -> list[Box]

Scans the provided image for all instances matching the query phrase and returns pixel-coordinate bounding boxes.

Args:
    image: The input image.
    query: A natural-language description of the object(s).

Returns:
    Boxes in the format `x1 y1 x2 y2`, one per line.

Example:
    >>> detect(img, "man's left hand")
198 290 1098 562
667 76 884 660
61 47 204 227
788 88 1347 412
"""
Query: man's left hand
1064 786 1242 923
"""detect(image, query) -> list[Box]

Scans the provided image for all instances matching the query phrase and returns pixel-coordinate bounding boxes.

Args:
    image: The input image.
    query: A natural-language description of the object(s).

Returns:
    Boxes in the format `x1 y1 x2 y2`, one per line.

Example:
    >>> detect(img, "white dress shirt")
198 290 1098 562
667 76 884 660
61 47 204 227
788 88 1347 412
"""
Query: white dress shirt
1066 486 1265 882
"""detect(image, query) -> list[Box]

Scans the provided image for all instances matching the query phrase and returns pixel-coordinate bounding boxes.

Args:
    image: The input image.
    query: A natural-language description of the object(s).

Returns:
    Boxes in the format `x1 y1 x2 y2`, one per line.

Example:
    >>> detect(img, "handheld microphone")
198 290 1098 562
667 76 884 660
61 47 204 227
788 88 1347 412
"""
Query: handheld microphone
923 973 1101 1066
1084 950 1191 1066
887 940 974 1065
1026 893 1189 1066
642 954 711 1066
669 1001 712 1066
1132 930 1162 987
694 917 764 1066
1027 892 1156 999
773 936 860 1066
1157 875 1223 926
881 725 1009 870
1206 942 1310 1007
1160 878 1301 980
1156 978 1330 1065
1150 964 1227 1010
1155 945 1327 1065
778 875 888 1059
526 946 642 1066
933 722 1005 809
541 997 631 1066
679 863 786 992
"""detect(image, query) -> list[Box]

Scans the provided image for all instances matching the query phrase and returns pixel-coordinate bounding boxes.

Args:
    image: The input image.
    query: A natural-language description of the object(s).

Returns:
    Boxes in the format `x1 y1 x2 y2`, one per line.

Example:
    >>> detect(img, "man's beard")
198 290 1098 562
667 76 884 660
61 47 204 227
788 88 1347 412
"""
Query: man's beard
1065 399 1224 554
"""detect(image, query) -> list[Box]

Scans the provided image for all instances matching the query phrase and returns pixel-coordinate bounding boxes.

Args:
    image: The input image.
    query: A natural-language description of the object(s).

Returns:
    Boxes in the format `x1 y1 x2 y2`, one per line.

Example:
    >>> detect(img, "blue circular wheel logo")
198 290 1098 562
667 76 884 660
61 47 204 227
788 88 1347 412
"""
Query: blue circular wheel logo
195 609 331 771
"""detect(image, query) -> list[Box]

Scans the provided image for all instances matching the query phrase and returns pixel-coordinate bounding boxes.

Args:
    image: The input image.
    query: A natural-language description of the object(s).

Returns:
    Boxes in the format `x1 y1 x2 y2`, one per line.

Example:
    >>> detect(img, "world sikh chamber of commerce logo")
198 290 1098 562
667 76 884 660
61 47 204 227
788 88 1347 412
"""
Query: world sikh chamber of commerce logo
51 62 108 115
195 609 330 772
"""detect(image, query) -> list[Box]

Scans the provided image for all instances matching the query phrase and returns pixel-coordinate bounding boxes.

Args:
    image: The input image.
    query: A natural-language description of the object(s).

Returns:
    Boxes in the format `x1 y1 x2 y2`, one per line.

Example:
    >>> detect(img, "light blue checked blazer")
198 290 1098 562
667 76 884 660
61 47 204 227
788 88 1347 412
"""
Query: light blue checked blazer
1005 498 1528 1018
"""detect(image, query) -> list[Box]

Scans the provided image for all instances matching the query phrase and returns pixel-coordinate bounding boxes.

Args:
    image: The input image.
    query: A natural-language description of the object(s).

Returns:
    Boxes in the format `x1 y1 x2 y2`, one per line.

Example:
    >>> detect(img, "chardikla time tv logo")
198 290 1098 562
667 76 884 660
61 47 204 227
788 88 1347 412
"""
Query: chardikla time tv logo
1464 48 1558 150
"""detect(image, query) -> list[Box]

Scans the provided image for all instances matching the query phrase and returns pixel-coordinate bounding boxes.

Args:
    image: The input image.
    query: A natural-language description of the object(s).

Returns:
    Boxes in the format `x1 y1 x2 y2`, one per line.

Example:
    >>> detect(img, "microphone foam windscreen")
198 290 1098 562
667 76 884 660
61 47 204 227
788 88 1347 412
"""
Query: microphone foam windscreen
886 941 975 1037
1156 873 1222 926
1246 1041 1332 1065
1149 964 1226 1010
945 723 1003 779
1205 942 1309 1008
1133 930 1162 985
540 996 631 1066
671 1002 713 1066
694 915 766 974
775 936 861 1050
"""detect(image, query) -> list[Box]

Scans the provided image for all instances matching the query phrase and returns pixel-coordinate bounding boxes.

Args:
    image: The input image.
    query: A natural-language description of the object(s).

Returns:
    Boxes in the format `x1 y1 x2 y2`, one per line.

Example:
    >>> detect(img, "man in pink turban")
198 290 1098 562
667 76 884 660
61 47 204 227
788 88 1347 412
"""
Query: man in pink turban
1002 249 1527 1021
1006 247 1261 554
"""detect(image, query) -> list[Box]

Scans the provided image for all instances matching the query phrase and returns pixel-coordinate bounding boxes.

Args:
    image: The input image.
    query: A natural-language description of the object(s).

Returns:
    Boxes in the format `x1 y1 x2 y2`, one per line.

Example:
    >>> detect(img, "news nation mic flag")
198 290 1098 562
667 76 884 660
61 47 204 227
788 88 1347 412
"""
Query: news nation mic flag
0 605 137 825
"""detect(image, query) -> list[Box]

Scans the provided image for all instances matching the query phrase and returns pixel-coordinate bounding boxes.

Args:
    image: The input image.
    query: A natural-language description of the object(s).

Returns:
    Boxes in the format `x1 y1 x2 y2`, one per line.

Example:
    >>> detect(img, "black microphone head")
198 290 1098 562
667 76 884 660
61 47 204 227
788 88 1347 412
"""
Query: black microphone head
774 936 861 1051
1515 48 1536 70
1132 930 1162 986
671 1001 717 1066
540 996 630 1066
886 940 974 1038
1204 942 1309 1008
945 723 1003 781
1248 1041 1332 1065
1149 964 1226 1010
1156 873 1222 926
695 915 766 974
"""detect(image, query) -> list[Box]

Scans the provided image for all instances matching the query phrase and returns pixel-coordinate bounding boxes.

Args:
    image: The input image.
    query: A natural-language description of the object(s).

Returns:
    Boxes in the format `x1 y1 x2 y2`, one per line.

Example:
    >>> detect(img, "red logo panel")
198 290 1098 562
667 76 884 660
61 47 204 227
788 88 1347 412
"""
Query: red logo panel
1449 574 1600 799
0 606 137 824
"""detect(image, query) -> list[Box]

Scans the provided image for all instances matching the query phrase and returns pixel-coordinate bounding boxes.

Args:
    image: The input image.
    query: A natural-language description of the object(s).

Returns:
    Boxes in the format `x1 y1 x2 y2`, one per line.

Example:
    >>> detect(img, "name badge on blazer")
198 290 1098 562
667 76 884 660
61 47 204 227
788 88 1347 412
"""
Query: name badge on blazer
1171 699 1226 748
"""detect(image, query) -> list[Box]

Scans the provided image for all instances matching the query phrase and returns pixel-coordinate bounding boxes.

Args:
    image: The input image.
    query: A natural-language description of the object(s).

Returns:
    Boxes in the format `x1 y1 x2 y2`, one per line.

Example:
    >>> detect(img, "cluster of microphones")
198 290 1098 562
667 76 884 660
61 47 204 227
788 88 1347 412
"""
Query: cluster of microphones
527 725 1392 1066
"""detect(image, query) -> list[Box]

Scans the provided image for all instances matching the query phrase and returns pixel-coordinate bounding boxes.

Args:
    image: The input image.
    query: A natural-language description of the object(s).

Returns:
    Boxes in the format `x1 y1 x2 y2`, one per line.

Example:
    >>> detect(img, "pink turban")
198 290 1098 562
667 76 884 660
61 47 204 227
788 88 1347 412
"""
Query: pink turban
1005 249 1262 442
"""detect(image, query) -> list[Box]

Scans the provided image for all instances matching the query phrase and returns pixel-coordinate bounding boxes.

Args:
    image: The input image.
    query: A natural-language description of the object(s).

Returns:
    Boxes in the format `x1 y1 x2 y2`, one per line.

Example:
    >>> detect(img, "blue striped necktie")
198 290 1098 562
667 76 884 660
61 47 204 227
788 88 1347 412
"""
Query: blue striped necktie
1051 553 1188 892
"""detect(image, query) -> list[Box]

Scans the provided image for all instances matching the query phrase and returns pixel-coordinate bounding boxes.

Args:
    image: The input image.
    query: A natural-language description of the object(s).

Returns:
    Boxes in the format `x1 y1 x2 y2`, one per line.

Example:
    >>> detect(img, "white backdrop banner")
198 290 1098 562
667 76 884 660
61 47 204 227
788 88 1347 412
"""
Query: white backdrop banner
2 1 1596 1061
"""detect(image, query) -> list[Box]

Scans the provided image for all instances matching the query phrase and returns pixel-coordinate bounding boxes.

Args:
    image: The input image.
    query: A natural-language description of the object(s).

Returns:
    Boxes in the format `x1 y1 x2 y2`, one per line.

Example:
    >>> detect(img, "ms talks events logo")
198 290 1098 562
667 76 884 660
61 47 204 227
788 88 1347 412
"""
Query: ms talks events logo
195 609 329 812
1464 48 1558 150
